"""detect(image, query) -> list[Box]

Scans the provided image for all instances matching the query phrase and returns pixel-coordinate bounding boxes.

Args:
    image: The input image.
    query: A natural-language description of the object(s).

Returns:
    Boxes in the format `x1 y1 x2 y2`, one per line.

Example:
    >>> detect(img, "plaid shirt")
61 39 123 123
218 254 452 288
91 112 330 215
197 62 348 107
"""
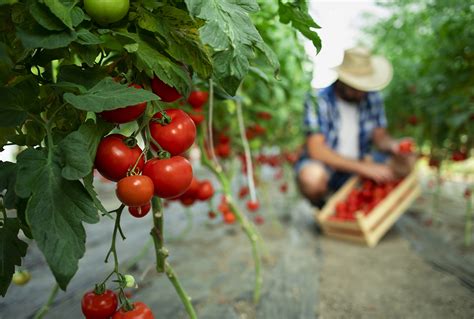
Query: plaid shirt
303 83 387 159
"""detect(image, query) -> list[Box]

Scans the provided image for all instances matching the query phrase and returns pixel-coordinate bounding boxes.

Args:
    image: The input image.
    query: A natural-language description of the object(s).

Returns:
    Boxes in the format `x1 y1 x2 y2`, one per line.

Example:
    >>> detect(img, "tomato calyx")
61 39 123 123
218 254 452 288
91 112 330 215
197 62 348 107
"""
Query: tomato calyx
123 136 138 148
151 111 172 125
157 150 171 159
94 283 107 295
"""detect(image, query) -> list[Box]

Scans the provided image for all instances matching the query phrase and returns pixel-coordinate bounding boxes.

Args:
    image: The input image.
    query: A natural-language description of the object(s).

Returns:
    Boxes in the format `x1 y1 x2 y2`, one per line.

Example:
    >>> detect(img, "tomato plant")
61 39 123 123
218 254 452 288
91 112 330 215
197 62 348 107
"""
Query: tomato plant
0 0 321 316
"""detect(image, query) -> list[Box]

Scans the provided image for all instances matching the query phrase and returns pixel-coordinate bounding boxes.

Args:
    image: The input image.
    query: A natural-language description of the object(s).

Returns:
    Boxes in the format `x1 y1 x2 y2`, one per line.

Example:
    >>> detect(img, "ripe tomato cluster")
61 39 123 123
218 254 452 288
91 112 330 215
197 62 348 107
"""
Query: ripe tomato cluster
331 179 401 221
82 290 154 319
94 78 198 218
170 177 215 206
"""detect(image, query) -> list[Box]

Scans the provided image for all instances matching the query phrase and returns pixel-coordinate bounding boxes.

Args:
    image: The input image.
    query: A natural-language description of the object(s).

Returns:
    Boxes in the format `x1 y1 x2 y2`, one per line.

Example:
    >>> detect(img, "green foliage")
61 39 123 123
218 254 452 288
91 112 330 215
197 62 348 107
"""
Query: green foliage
0 217 28 296
185 0 280 95
365 0 474 155
278 0 321 52
0 0 322 297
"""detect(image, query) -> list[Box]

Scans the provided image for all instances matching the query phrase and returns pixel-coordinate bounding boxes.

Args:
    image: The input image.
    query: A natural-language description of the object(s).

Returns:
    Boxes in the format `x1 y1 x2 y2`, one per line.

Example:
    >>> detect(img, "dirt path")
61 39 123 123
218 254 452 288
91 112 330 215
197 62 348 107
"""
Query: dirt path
318 225 474 319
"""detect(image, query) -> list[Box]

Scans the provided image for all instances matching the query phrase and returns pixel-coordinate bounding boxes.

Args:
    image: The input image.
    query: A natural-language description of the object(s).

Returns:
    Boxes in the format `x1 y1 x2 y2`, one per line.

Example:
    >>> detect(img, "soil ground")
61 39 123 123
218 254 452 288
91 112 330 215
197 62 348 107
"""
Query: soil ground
1 170 473 319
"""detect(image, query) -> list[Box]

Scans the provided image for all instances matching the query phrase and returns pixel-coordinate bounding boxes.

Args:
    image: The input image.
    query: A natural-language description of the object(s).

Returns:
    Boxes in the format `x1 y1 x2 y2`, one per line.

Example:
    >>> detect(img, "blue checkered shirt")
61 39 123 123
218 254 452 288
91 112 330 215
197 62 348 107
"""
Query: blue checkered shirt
303 83 387 159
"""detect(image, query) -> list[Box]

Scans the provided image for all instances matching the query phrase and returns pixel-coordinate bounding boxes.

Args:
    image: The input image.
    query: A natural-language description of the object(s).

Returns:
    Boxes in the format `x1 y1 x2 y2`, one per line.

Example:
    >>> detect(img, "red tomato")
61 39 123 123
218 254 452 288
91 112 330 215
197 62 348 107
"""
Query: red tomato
279 183 288 193
180 196 196 206
398 140 414 154
208 211 217 219
246 200 260 212
256 111 272 120
188 112 205 125
112 302 154 319
149 109 196 156
178 177 200 201
215 143 231 158
254 215 265 225
223 212 236 224
188 91 209 109
196 180 214 201
428 157 440 168
335 202 347 215
218 133 230 144
464 188 472 199
116 175 154 207
81 289 118 319
99 84 147 123
95 134 145 182
128 202 151 218
451 151 468 162
408 115 418 126
142 156 193 199
151 77 181 103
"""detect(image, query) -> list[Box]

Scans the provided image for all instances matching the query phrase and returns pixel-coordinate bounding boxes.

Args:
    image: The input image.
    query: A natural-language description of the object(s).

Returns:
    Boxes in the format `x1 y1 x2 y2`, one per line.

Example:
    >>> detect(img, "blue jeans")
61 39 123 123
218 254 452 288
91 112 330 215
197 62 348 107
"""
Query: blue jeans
294 151 389 192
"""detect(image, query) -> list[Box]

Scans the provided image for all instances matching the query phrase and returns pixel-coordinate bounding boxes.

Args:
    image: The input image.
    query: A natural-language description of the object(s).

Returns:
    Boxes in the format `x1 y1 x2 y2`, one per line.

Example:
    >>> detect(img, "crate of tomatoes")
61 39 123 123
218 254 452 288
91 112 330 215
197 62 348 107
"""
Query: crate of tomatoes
316 169 421 247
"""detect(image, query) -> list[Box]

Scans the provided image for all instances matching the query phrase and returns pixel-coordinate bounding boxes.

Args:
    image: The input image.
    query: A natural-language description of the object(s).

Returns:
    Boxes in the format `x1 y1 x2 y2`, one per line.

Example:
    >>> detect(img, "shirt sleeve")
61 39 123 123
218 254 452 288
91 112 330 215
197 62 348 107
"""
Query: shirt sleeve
369 92 388 128
303 92 329 136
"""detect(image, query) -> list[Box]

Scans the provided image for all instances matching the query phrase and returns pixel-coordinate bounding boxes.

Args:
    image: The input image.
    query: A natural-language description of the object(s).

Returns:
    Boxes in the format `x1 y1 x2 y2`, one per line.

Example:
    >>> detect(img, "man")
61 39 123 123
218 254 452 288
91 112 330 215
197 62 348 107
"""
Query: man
296 47 414 206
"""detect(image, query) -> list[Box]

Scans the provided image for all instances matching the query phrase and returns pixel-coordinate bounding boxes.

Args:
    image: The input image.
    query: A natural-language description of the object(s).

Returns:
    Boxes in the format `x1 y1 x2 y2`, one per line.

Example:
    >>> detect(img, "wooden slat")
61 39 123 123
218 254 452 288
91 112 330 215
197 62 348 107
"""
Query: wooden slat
366 184 421 247
323 229 367 245
319 218 361 231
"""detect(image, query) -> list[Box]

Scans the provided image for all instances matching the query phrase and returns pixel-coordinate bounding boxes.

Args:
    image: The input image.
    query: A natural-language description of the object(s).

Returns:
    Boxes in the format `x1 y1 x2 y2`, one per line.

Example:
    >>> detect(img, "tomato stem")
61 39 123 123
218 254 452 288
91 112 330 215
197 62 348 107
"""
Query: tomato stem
198 131 263 304
235 99 258 203
465 188 472 247
150 196 166 272
165 262 198 319
33 284 59 319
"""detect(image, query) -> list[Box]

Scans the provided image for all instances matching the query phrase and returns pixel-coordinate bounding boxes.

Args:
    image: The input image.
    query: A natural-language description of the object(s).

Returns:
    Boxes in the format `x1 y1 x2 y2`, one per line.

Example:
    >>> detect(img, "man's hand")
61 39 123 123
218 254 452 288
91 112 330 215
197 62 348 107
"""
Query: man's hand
357 162 395 184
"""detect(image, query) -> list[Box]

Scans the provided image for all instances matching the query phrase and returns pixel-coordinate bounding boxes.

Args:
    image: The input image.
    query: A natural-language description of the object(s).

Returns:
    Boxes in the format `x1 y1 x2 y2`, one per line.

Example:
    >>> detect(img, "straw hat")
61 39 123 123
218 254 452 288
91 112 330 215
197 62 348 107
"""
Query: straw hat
334 47 393 92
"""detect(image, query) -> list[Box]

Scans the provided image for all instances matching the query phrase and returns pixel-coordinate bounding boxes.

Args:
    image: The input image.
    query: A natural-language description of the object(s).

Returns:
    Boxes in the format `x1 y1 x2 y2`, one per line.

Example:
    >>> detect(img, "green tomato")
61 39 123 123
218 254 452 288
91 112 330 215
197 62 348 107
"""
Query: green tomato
84 0 130 25
12 270 31 286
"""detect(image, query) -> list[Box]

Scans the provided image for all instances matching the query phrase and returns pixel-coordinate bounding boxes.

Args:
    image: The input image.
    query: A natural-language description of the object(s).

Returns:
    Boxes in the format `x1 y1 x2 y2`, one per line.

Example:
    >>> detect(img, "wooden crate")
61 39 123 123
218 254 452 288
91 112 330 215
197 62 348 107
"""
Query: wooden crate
316 169 421 247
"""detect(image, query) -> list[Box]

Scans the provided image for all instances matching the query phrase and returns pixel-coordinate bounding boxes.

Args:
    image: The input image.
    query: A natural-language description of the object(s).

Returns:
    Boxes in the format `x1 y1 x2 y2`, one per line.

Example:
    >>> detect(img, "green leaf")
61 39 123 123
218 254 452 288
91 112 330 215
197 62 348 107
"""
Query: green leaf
0 42 13 84
83 172 107 215
137 6 213 79
76 29 103 45
0 80 40 127
16 24 77 49
29 1 66 31
57 65 106 90
128 33 191 97
15 148 99 289
64 77 160 112
77 119 114 161
185 0 279 95
56 131 93 180
0 161 17 209
43 0 78 30
0 218 28 297
278 0 322 52
71 43 100 67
